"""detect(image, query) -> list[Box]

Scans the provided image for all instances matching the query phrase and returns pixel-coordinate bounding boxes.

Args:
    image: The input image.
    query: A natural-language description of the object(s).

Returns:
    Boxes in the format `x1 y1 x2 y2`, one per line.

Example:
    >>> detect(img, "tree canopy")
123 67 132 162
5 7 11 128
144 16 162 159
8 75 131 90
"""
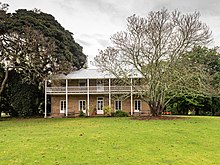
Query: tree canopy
0 3 86 94
0 3 86 117
166 46 220 116
5 9 86 69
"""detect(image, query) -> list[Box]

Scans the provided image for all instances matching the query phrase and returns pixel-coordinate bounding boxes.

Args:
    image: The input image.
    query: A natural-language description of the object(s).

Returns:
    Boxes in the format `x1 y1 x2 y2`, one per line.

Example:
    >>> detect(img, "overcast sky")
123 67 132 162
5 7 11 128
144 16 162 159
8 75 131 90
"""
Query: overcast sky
3 0 220 67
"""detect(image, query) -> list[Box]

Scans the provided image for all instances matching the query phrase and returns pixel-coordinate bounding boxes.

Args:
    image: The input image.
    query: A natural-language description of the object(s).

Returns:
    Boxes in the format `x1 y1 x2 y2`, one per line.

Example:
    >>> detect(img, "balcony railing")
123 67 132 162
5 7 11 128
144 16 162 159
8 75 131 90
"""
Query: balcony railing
46 86 143 94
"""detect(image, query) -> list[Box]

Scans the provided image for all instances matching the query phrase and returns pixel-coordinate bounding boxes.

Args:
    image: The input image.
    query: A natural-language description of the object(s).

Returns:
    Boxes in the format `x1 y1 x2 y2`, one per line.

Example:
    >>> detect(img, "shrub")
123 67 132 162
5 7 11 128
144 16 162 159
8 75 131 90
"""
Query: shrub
79 110 85 117
103 106 112 116
214 111 220 116
111 110 128 117
200 110 212 116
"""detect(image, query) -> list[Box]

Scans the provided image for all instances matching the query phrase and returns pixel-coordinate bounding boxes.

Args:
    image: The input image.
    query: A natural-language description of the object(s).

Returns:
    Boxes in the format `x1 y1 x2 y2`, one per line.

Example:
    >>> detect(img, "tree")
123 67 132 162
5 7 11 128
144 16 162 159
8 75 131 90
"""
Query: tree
6 71 40 117
186 46 220 91
6 9 86 70
0 4 86 95
95 8 213 116
166 46 220 116
0 3 86 116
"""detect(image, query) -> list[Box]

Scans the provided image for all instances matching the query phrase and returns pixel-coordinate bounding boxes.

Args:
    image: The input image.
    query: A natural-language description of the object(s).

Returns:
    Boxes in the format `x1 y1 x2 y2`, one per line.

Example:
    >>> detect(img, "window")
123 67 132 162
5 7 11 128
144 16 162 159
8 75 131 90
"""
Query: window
60 100 66 113
79 100 86 113
134 100 141 112
115 100 122 111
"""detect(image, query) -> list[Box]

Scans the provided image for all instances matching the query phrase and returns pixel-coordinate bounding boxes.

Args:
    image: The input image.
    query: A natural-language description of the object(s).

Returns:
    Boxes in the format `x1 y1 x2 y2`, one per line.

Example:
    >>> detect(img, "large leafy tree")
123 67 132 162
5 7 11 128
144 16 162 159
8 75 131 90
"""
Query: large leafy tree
0 3 86 116
95 8 213 116
186 46 220 89
167 46 220 116
0 3 86 94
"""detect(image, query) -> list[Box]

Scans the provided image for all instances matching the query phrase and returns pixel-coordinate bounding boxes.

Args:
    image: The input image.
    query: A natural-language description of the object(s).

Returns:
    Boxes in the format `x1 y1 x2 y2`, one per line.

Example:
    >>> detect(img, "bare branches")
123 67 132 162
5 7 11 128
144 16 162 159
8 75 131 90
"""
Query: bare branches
95 8 213 116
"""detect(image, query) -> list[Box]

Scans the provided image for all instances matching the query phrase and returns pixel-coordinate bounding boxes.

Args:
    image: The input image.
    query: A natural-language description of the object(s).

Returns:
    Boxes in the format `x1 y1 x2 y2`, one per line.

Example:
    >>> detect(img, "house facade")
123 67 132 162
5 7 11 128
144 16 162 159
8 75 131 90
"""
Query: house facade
44 69 150 117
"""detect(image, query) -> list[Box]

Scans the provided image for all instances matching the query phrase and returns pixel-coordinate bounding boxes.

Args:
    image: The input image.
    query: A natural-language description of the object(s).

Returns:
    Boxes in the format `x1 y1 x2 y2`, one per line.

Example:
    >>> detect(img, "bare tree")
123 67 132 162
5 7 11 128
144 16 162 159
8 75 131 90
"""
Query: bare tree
95 8 213 116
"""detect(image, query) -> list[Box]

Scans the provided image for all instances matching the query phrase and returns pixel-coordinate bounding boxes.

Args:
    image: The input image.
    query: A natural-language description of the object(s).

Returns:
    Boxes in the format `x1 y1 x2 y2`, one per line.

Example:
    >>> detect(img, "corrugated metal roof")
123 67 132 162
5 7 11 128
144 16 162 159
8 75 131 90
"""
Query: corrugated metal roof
52 68 142 79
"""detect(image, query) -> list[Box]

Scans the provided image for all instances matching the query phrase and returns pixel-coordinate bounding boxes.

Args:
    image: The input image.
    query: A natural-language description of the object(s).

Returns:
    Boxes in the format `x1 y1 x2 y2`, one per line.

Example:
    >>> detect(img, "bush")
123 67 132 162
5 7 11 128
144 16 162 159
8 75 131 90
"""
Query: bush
200 110 212 116
79 110 85 117
103 106 112 116
111 110 128 117
214 111 220 116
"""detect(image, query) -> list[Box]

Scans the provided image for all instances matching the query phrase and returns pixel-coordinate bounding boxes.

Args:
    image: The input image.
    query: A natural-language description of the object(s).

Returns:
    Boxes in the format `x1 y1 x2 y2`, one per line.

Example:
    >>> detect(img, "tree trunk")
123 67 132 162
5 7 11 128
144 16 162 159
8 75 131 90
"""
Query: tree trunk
149 101 165 116
0 68 9 96
0 68 9 117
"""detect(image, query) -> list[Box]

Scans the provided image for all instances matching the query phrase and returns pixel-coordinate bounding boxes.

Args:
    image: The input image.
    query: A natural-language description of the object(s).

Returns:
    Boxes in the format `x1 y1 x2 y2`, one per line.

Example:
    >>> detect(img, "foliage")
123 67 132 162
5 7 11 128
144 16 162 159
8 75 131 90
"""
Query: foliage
0 89 13 114
0 66 42 117
95 8 212 116
166 95 210 115
6 9 86 70
166 47 220 116
185 46 220 92
0 4 86 117
103 106 112 116
111 110 129 117
215 111 220 116
6 71 40 117
79 110 85 117
0 4 86 95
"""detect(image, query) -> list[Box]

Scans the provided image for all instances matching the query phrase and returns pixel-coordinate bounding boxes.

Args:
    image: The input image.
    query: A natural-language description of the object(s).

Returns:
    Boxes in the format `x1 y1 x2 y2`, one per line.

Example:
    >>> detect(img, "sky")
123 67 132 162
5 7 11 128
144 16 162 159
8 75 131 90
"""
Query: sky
3 0 220 67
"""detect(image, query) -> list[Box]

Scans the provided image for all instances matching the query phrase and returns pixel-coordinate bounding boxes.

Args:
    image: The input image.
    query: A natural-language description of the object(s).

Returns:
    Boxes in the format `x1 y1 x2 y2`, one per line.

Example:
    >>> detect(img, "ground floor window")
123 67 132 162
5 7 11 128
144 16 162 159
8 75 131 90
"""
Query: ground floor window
79 100 86 113
97 97 104 111
115 100 122 111
134 100 141 112
60 100 66 113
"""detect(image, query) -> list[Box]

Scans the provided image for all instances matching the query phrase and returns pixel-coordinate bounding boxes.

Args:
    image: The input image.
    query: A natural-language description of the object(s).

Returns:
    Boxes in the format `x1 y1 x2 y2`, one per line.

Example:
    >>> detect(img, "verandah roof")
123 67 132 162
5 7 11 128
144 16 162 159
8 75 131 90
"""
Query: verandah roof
52 68 142 80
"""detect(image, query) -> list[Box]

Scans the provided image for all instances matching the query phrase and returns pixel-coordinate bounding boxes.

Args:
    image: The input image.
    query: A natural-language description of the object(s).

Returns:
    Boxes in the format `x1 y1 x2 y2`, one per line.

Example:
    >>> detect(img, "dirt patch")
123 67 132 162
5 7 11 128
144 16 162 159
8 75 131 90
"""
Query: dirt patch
131 116 187 120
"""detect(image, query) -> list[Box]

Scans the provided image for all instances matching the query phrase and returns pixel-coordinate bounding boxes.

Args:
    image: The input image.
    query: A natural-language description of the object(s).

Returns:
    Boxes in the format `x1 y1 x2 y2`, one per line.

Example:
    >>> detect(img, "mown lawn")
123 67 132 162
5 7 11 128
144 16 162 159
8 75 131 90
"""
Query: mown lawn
0 116 219 165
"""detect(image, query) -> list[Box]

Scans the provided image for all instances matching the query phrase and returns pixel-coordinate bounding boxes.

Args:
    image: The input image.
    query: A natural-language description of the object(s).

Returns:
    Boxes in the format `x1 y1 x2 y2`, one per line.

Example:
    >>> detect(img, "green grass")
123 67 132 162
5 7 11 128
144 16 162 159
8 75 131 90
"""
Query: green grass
0 116 219 165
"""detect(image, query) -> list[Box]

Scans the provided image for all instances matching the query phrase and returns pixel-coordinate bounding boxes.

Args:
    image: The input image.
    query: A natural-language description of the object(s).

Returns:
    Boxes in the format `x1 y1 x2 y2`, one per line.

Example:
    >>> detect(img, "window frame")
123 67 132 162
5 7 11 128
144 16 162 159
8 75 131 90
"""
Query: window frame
60 100 66 113
115 100 122 111
134 99 141 112
79 100 86 113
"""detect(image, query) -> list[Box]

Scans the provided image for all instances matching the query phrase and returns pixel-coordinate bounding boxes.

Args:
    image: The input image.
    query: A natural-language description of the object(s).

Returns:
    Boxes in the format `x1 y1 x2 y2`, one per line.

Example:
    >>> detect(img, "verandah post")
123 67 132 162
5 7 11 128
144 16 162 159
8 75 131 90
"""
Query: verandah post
87 79 90 116
44 80 47 118
66 79 68 117
109 78 111 110
130 78 133 116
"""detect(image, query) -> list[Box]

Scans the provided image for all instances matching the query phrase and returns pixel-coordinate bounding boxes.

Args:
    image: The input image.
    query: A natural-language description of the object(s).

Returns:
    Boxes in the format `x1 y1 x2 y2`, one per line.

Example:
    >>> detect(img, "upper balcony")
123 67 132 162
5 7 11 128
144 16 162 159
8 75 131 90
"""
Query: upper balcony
46 69 145 95
46 86 143 95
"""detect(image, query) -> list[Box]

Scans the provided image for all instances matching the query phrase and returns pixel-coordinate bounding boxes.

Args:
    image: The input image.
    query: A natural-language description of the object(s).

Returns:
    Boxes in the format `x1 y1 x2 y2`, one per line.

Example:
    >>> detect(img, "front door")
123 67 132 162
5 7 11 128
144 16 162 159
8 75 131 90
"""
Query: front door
97 97 104 114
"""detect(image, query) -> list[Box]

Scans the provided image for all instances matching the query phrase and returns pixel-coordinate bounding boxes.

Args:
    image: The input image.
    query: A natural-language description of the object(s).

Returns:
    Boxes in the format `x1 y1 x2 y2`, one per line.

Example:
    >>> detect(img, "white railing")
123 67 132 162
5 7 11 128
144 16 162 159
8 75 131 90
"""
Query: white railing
46 86 139 94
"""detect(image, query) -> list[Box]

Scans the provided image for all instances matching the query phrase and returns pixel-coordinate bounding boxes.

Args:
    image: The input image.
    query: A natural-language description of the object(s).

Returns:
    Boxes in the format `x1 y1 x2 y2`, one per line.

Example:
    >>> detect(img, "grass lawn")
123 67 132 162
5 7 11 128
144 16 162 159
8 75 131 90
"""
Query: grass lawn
0 116 219 165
